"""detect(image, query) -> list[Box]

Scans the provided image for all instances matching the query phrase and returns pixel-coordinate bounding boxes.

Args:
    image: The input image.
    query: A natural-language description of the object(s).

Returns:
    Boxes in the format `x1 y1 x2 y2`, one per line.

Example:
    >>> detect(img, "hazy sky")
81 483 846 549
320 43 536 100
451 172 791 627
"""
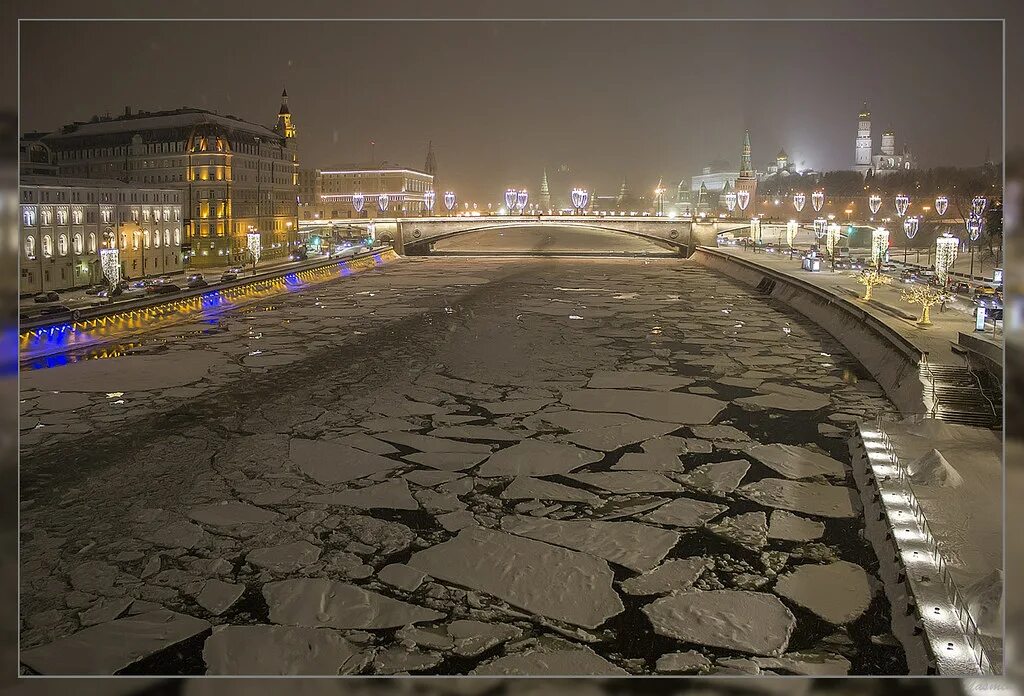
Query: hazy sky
18 17 1005 203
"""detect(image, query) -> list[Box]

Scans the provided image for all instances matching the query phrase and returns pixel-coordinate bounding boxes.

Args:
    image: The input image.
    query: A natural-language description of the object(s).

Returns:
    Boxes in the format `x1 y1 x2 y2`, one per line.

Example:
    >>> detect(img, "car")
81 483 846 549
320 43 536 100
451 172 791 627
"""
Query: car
38 304 73 316
975 285 996 297
289 248 308 261
336 245 359 258
145 283 181 295
948 281 971 294
84 285 106 296
900 271 919 284
128 279 148 290
187 273 205 283
227 266 244 275
220 271 238 282
187 277 209 289
33 291 60 303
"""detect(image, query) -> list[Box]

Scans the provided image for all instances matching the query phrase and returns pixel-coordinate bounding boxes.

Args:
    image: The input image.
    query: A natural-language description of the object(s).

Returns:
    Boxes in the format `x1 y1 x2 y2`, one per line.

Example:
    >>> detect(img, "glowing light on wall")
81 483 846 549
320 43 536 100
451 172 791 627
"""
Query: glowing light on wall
871 228 890 267
749 216 761 243
247 232 262 263
971 195 988 217
504 189 518 211
903 216 919 240
811 190 825 212
934 195 948 217
424 190 436 212
935 233 959 284
793 193 806 212
571 188 589 211
725 191 737 212
100 248 120 286
967 214 983 241
895 194 910 217
378 194 390 212
444 191 456 212
516 189 529 212
737 190 750 211
869 194 882 215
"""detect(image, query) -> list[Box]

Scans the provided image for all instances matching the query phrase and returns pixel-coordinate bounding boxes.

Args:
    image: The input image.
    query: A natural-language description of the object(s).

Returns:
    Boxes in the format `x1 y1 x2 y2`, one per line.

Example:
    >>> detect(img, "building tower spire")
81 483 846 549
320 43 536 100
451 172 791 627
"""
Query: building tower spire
539 168 551 210
424 140 437 176
275 88 296 139
617 176 631 206
740 130 753 178
855 101 872 177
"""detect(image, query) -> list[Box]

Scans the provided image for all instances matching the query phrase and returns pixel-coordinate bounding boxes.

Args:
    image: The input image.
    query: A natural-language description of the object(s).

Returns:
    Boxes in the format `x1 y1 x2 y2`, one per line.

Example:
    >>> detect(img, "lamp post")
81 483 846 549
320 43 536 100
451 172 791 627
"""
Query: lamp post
967 214 983 278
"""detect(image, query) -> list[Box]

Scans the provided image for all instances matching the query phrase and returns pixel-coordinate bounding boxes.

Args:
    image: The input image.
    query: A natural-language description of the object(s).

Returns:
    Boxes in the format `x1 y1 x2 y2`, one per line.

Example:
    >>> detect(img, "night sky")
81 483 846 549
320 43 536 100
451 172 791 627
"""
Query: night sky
17 16 1006 203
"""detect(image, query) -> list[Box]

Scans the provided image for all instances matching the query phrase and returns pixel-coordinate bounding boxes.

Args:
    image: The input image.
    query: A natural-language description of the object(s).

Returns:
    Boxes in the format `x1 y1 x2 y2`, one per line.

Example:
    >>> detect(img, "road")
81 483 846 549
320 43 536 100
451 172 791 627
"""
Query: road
430 225 677 255
19 256 908 676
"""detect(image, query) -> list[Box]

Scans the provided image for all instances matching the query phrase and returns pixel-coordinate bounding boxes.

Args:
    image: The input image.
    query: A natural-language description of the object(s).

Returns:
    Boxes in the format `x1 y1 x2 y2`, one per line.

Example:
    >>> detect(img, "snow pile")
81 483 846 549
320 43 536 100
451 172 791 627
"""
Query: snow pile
907 449 963 488
964 569 1003 637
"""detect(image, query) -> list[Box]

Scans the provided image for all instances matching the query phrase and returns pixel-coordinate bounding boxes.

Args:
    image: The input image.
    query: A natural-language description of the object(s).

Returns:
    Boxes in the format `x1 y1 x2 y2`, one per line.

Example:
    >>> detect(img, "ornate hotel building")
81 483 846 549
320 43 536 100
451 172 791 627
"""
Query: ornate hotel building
31 91 299 267
20 175 184 293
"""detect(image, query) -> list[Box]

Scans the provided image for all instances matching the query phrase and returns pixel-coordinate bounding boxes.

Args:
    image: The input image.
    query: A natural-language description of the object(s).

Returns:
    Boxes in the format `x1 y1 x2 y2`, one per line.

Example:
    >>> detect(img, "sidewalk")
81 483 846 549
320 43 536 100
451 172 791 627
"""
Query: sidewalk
715 247 998 365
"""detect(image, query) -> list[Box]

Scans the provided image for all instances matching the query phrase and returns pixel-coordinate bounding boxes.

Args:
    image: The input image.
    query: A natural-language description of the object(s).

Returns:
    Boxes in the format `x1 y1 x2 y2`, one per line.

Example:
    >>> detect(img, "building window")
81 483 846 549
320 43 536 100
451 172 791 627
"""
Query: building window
173 228 181 245
164 229 171 246
101 209 112 223
56 209 68 225
154 208 161 222
143 209 150 222
153 231 161 248
24 235 36 258
88 232 97 253
133 232 141 250
42 234 53 257
119 232 128 250
144 229 151 248
72 209 83 224
58 234 69 256
72 233 83 255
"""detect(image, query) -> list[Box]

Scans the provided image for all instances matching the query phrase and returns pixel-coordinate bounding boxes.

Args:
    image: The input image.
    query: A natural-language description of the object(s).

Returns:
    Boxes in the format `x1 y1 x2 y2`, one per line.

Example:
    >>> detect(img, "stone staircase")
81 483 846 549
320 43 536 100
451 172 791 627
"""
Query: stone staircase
919 361 1002 429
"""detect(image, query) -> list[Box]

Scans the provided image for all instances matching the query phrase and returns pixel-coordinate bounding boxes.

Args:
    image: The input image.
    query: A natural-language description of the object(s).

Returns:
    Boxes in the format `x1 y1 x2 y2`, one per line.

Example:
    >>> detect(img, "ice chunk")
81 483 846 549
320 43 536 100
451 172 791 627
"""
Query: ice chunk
263 579 444 629
621 557 710 596
774 561 872 624
477 439 602 477
739 478 858 518
203 625 368 675
561 389 726 424
747 444 845 480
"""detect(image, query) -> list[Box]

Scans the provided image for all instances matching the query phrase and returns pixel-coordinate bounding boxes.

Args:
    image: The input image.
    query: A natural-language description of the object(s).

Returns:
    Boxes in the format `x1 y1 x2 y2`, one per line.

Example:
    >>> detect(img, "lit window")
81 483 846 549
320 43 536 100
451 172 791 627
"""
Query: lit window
164 229 170 246
58 234 69 256
133 232 141 250
174 228 181 245
101 209 112 223
88 232 97 253
153 231 161 248
56 209 68 225
41 209 52 225
144 230 151 248
24 235 35 258
119 232 128 250
73 233 83 255
41 235 53 257
72 209 83 224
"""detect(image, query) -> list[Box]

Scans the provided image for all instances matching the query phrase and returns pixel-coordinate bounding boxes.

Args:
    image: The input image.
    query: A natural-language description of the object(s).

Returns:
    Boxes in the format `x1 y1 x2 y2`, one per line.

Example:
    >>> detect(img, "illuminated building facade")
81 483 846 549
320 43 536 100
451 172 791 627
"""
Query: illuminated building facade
298 165 435 219
35 92 299 267
20 176 183 293
855 102 915 178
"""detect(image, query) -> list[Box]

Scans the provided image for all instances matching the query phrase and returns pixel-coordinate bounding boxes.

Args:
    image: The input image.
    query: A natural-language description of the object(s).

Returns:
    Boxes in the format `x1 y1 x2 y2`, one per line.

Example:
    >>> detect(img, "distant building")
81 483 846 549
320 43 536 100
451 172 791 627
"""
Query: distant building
855 102 915 177
20 176 183 293
733 130 759 215
539 169 552 210
298 164 435 220
32 91 299 267
765 148 797 177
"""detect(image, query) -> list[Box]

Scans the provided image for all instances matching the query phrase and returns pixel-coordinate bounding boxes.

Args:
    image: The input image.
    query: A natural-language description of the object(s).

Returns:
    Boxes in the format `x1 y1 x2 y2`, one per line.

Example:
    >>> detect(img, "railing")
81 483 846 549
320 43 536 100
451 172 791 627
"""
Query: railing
873 416 992 674
964 359 999 425
919 353 939 417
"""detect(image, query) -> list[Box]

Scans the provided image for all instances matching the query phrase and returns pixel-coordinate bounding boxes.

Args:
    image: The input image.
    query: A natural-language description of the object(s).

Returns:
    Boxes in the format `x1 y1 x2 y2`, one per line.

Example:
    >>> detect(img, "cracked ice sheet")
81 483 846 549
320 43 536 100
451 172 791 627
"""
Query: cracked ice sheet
476 439 602 477
739 478 858 519
500 515 679 572
746 443 846 479
289 437 402 485
561 389 727 424
264 579 444 629
407 526 624 629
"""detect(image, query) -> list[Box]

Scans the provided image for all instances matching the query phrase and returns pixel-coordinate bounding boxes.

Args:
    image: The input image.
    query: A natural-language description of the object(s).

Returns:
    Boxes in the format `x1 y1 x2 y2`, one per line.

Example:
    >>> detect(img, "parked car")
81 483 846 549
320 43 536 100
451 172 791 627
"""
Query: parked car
948 281 971 294
900 270 919 284
227 266 244 275
187 276 209 289
84 285 106 296
33 291 60 303
220 271 238 282
145 283 181 295
289 247 308 262
38 304 73 316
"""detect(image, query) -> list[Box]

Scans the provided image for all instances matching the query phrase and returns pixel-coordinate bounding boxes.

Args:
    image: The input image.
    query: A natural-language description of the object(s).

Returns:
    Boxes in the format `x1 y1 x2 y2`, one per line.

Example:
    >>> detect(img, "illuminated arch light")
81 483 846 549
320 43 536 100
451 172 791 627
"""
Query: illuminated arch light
971 195 988 217
811 190 825 212
517 189 529 212
424 190 436 212
903 216 919 240
504 189 518 212
813 217 828 239
444 191 456 212
352 193 365 213
793 193 806 212
378 194 390 212
869 194 882 215
895 194 910 217
571 188 589 211
725 191 737 212
934 195 948 217
737 190 750 211
871 227 890 266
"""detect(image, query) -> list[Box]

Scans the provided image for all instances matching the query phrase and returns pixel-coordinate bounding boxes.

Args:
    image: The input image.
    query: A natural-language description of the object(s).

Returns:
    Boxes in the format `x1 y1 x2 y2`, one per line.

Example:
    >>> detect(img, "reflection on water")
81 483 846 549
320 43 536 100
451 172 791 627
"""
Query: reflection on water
19 253 390 369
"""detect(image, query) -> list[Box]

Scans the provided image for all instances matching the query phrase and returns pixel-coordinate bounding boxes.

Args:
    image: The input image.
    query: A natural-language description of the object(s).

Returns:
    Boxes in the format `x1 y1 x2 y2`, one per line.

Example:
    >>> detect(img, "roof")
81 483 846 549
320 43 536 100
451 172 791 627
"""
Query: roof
20 174 180 192
43 108 283 142
776 148 788 159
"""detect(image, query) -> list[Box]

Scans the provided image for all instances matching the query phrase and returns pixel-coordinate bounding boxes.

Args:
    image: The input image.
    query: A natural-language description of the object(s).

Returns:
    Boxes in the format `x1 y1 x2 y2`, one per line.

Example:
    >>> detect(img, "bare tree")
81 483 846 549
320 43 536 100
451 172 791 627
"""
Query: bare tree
855 269 891 301
901 285 952 325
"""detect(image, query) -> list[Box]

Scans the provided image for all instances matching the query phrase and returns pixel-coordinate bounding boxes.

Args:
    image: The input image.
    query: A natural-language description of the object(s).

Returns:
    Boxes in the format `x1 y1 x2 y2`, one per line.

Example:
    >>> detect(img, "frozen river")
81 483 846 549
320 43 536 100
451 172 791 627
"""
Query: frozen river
20 256 908 675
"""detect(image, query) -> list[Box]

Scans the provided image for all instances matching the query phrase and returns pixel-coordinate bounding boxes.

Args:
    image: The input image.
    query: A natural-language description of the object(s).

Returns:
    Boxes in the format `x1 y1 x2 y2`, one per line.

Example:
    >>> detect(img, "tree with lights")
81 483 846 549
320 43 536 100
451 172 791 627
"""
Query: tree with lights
901 285 952 326
854 269 891 301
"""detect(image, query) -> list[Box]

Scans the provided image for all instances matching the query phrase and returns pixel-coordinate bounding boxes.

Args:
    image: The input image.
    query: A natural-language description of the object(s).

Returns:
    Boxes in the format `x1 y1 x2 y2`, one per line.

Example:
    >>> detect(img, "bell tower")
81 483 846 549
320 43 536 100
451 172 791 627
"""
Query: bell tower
855 101 872 176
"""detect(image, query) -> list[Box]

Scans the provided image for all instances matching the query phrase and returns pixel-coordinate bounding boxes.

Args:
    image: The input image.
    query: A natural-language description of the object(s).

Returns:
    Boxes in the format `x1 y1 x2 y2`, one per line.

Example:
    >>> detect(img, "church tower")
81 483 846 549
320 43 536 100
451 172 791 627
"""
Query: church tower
880 126 895 157
539 168 551 210
274 89 296 139
617 176 631 208
855 102 872 176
